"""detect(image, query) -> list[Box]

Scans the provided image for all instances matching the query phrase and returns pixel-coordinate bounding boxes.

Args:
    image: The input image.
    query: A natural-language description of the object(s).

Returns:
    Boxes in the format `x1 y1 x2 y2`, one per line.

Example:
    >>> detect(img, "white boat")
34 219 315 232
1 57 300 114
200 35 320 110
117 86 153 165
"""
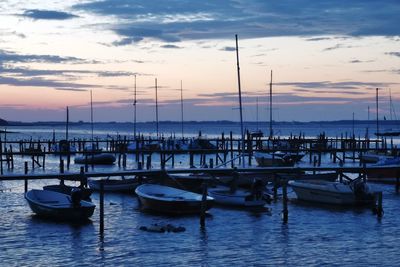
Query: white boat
254 152 294 167
25 189 95 221
88 177 139 192
135 184 214 214
366 157 400 183
74 153 116 165
289 179 375 205
208 185 267 207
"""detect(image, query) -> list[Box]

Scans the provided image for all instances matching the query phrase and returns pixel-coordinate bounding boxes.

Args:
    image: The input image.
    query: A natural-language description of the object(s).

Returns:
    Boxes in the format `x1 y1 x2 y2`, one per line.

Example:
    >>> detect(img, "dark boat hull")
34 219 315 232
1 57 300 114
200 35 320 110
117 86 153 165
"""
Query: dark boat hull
74 154 116 165
137 195 213 215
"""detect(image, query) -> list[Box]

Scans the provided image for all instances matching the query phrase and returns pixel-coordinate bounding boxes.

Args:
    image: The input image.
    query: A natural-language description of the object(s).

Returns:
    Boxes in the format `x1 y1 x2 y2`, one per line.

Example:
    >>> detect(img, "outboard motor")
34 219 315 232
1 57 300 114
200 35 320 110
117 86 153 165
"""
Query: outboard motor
71 188 82 207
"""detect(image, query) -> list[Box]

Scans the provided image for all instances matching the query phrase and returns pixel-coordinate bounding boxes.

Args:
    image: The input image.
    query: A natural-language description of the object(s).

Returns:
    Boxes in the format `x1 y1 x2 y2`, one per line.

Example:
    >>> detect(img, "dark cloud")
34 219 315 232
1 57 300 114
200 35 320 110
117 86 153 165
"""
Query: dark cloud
385 52 400 58
74 0 400 44
0 76 92 91
0 49 88 64
220 46 236 51
305 37 332 41
348 59 375 64
160 44 182 49
21 9 78 20
276 81 391 90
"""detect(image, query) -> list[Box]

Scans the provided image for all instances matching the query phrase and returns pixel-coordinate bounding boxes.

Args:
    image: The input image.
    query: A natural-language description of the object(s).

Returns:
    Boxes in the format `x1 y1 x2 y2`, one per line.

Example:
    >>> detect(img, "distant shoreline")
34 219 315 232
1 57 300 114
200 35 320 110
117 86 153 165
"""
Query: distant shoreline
1 120 398 127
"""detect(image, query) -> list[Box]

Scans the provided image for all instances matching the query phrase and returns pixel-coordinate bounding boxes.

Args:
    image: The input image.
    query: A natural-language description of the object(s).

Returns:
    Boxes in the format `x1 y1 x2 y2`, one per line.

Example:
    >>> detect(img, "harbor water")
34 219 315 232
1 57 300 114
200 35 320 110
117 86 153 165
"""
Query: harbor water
1 121 400 266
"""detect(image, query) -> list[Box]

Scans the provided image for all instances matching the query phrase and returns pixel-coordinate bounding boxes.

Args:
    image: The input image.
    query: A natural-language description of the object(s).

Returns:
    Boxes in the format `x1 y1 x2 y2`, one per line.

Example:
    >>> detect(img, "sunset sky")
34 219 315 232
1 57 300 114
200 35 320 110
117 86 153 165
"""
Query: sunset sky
0 1 399 122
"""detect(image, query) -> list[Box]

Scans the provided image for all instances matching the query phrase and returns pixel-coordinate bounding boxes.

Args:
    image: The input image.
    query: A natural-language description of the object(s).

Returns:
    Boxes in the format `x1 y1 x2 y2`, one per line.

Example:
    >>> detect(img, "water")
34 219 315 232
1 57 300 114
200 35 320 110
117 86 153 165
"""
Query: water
1 121 400 266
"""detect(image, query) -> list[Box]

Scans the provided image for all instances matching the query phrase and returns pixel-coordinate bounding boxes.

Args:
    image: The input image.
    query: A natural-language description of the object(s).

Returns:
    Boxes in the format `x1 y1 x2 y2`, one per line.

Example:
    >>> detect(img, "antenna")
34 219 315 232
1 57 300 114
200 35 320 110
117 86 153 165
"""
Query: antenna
235 34 245 167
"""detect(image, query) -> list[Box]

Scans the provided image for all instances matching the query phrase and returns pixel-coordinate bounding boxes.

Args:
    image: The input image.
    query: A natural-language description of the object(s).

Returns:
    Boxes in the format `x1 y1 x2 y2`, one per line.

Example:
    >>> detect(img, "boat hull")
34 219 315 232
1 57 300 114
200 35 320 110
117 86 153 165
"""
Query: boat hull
74 154 116 165
208 188 266 207
135 184 213 215
25 190 95 221
88 178 138 192
289 181 374 205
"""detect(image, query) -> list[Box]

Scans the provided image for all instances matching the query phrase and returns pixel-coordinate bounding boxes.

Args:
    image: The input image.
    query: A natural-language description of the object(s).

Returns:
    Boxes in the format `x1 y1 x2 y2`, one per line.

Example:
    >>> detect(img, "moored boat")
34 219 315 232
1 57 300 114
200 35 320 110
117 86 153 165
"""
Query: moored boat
254 152 294 167
74 153 116 165
208 185 268 207
135 184 214 214
88 177 139 192
289 179 375 205
25 189 96 221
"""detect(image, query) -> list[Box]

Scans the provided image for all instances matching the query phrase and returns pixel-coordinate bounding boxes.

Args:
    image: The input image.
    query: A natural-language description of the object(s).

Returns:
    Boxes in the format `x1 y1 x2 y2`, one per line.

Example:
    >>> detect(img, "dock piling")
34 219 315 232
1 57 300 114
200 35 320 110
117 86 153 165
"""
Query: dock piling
99 181 105 236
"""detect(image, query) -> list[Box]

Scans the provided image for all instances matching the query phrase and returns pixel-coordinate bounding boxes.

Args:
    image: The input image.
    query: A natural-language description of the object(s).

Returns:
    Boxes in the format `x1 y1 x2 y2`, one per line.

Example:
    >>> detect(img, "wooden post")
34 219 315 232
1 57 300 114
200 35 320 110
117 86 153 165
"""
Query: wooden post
209 158 213 169
123 153 127 168
99 181 104 236
375 192 383 218
200 182 208 228
189 152 194 168
396 171 400 194
146 155 151 170
282 181 288 223
24 161 28 193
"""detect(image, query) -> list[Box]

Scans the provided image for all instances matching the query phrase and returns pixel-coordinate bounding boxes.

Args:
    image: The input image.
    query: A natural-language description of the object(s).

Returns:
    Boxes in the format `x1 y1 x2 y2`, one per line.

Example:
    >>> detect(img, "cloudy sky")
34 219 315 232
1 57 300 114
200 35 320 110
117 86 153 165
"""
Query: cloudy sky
0 0 399 122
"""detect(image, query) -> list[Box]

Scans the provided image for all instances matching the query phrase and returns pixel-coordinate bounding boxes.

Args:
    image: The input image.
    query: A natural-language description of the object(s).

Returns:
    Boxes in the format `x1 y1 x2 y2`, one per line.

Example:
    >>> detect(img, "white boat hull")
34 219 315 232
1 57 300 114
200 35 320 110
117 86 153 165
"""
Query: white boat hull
289 180 375 205
208 187 266 207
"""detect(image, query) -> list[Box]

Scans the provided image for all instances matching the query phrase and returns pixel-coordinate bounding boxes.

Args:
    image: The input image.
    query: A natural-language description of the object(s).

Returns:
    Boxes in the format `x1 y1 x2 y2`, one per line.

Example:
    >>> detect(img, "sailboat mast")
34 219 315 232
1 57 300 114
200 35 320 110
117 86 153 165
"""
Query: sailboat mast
376 88 379 135
180 80 184 139
155 78 159 138
389 88 393 121
235 34 245 166
269 70 273 139
133 75 137 139
256 97 259 131
90 90 94 144
66 106 69 141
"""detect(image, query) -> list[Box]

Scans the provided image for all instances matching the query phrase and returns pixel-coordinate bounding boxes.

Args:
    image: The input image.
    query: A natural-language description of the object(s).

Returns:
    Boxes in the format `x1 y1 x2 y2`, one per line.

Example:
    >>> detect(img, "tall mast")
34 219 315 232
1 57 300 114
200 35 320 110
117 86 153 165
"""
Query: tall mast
90 90 94 144
155 78 159 138
269 70 273 138
133 75 137 138
389 88 393 120
235 34 245 166
376 88 379 135
256 97 259 131
66 106 69 141
180 80 184 139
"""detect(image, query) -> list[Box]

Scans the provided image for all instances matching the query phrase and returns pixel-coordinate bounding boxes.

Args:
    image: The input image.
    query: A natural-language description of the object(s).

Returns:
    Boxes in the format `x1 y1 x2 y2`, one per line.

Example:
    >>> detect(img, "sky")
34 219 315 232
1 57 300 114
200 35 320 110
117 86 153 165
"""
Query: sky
0 0 399 122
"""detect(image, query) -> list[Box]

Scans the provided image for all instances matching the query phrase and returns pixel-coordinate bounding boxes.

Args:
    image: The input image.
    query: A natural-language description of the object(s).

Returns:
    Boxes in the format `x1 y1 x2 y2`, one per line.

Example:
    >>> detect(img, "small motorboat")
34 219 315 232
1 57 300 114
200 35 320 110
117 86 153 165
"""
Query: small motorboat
289 179 375 205
208 186 268 207
88 177 139 192
135 184 214 214
25 189 96 221
366 157 400 183
74 153 116 165
254 152 294 167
